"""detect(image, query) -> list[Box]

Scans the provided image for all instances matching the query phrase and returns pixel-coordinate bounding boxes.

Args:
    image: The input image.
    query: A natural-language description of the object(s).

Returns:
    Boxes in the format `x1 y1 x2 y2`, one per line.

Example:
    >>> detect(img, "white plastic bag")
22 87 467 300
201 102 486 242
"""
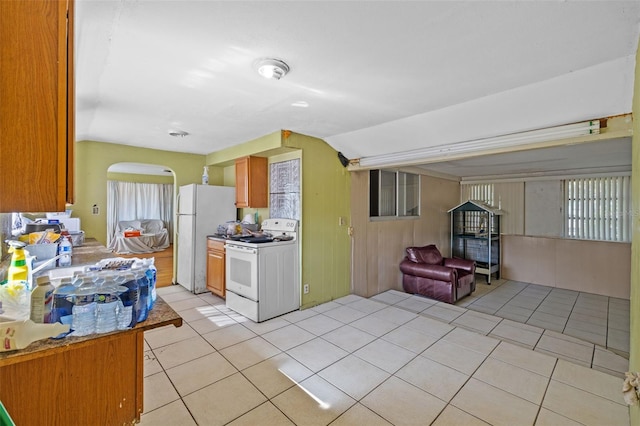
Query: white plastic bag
0 281 31 320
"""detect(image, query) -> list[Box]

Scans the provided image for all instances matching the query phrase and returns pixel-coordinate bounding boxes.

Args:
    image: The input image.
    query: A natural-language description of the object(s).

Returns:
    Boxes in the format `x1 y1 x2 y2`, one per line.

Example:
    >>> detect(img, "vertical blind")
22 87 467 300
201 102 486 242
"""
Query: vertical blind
461 183 495 231
565 176 631 242
463 183 494 206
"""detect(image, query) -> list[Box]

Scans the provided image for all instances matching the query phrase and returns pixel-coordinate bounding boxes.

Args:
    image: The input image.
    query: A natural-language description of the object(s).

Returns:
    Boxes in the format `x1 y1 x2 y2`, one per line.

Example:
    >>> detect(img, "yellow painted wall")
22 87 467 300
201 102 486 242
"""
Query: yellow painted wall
72 140 208 245
629 36 639 425
284 132 351 307
210 131 351 307
206 131 284 165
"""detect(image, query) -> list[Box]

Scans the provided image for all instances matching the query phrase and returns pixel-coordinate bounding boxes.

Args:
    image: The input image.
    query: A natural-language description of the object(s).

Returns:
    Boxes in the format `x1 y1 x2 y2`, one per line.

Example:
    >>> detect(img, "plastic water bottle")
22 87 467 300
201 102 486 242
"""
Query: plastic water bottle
95 276 119 334
115 273 138 329
92 271 109 290
134 259 155 314
110 285 129 331
145 259 157 309
70 282 96 336
50 277 75 324
72 271 87 287
58 237 72 267
133 269 149 323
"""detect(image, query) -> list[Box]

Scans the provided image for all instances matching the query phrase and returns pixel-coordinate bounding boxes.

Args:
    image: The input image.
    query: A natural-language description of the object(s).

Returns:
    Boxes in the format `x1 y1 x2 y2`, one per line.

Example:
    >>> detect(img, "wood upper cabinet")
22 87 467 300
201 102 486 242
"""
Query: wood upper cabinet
206 238 226 298
235 156 268 208
0 0 75 212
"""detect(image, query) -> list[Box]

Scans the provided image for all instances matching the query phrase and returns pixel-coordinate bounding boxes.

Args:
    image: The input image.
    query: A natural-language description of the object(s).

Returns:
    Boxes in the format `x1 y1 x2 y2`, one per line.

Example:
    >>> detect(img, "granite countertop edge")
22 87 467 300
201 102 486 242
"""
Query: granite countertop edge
0 238 182 364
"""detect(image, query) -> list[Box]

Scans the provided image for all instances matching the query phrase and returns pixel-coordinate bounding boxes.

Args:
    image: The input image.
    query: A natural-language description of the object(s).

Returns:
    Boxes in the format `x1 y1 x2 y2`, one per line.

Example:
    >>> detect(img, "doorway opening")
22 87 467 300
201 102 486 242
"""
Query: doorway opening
106 162 175 287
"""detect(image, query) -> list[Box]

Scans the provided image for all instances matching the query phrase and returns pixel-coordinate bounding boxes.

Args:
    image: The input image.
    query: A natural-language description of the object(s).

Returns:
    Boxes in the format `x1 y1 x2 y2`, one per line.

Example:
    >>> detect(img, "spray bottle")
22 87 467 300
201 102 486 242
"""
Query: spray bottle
5 240 28 283
202 166 209 185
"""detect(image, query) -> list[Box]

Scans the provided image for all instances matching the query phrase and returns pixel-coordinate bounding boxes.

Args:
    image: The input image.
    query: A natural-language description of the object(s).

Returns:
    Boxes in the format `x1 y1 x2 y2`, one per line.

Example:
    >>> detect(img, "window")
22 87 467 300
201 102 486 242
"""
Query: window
370 170 420 218
463 183 494 206
461 183 495 231
564 176 631 242
269 159 300 220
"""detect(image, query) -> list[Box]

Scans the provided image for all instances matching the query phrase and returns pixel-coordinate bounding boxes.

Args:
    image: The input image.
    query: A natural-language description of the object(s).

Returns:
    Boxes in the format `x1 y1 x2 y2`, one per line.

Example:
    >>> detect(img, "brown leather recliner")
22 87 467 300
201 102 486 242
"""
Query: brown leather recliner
399 244 476 304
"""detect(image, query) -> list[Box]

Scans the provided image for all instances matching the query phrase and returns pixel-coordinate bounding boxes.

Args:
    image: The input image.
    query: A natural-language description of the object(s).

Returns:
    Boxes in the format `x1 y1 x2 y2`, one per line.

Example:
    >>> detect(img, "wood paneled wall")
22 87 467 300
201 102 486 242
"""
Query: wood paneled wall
351 172 459 297
502 235 630 299
460 181 524 234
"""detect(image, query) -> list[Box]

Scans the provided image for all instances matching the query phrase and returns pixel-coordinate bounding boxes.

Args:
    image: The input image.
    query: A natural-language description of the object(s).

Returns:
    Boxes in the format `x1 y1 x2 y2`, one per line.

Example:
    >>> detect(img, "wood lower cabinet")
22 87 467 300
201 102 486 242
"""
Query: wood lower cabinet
235 156 268 208
0 298 181 425
207 238 226 298
0 0 75 212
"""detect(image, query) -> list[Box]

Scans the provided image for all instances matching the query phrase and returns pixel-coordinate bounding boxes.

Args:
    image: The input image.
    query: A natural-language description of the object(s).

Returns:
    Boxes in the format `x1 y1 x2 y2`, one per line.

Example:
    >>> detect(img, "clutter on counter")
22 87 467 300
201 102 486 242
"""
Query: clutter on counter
0 255 159 350
216 218 260 238
0 319 69 353
5 214 85 282
13 211 84 245
30 275 54 323
5 241 28 282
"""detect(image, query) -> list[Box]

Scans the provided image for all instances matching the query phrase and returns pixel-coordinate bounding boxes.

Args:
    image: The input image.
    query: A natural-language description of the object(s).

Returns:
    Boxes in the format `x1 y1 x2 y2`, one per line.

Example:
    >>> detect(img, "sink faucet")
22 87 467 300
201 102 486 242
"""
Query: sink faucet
30 254 66 279
28 254 68 288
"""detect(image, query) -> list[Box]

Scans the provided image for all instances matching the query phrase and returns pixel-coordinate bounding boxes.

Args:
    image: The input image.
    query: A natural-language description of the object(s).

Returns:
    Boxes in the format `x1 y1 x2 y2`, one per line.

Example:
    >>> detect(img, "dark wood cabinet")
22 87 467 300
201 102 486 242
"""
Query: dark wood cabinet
206 238 226 298
235 156 268 208
0 0 75 212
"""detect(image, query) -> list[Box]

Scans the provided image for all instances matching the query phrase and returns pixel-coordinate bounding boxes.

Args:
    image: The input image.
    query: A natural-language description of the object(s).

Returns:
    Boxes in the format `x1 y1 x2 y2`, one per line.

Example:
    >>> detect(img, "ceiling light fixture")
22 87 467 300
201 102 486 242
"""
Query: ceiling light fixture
256 58 290 80
169 130 189 137
358 120 602 168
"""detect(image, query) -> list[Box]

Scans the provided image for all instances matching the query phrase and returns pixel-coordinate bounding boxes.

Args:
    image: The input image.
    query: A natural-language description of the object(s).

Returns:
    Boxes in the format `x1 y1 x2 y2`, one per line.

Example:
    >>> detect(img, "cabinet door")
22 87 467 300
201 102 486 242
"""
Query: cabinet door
206 248 226 298
235 156 267 208
235 157 250 208
0 0 74 212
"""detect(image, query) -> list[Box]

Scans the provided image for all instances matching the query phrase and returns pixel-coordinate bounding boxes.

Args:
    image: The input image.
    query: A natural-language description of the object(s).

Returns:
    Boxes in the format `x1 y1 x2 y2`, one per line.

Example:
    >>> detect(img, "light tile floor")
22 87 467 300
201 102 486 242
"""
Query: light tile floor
140 285 630 426
458 278 631 360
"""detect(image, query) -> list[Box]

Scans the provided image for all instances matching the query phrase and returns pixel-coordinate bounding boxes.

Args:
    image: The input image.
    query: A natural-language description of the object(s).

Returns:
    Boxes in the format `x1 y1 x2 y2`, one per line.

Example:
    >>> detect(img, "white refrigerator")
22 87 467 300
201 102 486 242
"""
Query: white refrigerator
176 184 236 294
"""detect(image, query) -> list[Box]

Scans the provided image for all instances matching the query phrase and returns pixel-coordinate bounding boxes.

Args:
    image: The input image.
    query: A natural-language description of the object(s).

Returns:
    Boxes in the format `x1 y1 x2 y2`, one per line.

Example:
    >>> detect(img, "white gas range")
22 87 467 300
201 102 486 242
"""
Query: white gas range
225 218 300 322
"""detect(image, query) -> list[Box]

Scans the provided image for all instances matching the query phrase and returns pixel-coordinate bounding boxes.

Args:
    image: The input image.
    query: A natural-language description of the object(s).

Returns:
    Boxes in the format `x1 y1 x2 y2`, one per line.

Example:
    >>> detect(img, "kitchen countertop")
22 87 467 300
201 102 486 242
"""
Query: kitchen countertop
0 237 182 365
66 237 120 265
0 238 182 425
207 234 229 242
0 297 181 365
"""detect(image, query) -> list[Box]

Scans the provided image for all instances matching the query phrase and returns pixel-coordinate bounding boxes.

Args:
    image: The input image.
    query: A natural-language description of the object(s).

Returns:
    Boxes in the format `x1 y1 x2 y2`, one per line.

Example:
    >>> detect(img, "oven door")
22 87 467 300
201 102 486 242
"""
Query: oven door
225 243 259 301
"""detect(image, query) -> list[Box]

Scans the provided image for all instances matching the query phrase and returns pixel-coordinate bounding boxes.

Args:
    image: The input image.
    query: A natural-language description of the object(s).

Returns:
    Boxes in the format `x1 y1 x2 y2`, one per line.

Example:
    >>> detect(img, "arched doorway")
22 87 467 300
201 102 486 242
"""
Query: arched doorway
106 162 176 287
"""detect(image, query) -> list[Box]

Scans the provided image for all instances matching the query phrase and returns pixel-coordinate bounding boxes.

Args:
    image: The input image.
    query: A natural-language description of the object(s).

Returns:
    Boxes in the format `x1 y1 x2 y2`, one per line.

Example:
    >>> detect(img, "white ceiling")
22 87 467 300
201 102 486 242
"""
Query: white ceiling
423 137 632 180
75 1 640 178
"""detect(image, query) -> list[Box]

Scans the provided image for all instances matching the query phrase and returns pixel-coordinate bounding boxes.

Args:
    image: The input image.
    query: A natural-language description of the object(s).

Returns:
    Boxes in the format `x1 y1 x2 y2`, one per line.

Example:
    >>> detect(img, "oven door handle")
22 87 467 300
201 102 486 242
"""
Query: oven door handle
225 244 258 255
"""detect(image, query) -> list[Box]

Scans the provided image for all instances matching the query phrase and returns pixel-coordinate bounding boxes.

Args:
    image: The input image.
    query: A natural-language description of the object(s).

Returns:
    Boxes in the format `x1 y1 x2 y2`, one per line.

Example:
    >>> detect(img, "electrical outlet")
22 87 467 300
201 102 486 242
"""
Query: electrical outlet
303 284 309 294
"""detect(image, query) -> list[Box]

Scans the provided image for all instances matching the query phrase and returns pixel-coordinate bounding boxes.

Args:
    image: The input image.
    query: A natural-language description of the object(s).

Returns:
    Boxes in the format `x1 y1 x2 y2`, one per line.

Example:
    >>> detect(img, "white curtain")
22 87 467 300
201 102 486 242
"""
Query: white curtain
106 181 174 247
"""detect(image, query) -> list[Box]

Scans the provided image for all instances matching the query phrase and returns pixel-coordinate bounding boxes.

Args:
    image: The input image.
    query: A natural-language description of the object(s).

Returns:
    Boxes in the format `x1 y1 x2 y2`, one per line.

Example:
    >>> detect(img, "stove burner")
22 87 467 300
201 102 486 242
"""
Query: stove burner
238 236 274 244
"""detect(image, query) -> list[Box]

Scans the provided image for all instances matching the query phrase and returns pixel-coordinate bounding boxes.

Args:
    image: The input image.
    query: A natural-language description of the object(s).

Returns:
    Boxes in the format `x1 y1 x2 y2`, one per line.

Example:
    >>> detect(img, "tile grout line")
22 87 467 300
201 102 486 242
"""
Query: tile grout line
470 280 630 361
147 286 628 425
